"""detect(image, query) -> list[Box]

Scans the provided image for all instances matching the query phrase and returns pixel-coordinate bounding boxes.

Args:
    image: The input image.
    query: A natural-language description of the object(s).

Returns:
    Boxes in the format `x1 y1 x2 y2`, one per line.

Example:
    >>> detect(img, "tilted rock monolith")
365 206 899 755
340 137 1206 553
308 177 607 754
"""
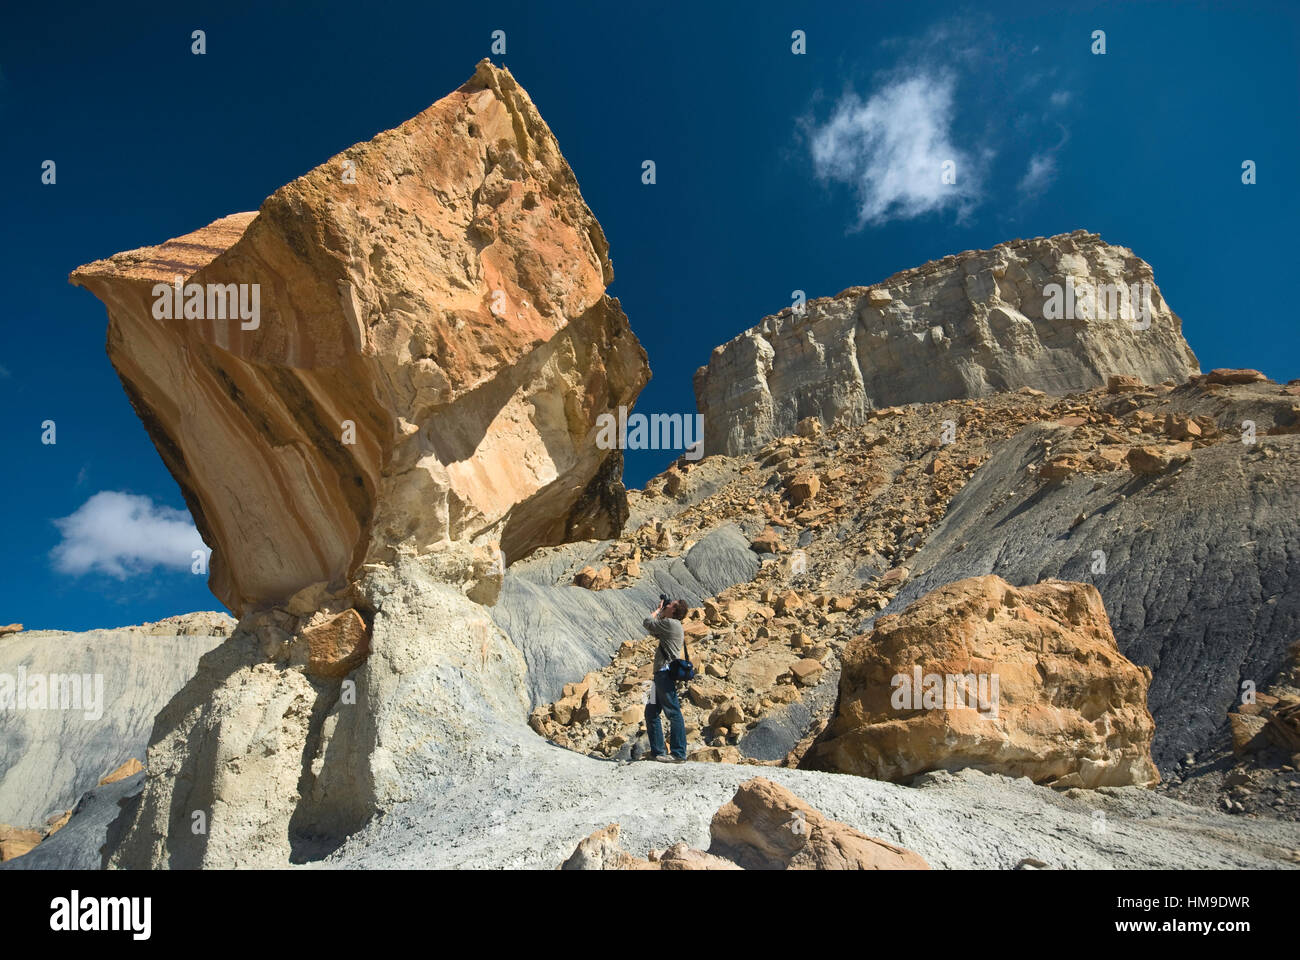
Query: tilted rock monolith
694 231 1199 456
71 59 649 616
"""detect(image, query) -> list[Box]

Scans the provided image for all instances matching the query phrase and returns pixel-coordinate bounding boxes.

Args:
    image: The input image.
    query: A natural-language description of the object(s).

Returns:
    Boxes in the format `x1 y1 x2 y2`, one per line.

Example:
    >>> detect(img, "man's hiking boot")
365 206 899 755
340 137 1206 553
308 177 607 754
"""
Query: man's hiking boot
654 754 685 764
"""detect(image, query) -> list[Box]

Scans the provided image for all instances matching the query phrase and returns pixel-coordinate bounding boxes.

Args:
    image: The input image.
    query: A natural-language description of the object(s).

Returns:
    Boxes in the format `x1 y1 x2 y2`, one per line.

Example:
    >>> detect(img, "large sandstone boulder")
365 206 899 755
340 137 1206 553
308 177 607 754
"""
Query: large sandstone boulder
804 576 1160 789
694 230 1199 455
71 60 648 615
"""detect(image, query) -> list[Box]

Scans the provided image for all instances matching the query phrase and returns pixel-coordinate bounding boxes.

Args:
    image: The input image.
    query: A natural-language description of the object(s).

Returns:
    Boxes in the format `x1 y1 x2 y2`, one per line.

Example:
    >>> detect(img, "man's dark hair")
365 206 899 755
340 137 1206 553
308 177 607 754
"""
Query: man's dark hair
667 599 689 620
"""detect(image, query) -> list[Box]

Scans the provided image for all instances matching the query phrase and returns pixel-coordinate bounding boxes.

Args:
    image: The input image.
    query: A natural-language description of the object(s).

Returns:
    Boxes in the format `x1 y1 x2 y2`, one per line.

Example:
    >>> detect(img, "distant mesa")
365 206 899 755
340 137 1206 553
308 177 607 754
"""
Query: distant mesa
694 231 1199 457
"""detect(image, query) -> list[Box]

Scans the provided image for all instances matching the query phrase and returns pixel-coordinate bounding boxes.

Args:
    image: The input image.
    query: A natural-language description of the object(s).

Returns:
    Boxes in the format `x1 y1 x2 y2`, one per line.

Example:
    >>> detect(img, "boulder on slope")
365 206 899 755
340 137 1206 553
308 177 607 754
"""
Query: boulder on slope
803 576 1159 788
559 778 926 870
708 777 929 869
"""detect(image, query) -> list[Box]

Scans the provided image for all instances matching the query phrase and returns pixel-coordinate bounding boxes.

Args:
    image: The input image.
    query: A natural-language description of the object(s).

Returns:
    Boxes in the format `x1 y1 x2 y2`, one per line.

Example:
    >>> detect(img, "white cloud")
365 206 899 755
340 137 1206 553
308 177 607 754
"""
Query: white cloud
803 19 1082 228
809 72 983 227
1018 152 1058 197
51 491 206 579
1016 121 1070 201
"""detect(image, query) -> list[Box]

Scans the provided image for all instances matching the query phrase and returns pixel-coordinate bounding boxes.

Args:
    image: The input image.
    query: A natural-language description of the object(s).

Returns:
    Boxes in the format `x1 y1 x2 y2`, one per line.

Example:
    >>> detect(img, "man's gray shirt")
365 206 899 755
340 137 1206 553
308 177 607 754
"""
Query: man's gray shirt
644 616 684 672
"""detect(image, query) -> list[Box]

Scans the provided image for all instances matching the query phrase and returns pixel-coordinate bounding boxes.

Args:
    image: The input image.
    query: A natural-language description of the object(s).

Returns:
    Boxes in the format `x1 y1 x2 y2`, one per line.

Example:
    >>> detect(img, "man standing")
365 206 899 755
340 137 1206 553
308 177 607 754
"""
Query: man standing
643 597 688 763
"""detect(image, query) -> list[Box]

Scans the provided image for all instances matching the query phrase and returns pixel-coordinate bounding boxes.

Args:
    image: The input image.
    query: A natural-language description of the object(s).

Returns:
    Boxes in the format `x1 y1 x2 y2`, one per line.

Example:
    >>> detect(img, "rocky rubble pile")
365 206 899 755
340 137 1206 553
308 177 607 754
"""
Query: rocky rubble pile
1032 372 1300 484
533 383 1186 763
535 369 1300 816
70 59 649 617
529 566 857 762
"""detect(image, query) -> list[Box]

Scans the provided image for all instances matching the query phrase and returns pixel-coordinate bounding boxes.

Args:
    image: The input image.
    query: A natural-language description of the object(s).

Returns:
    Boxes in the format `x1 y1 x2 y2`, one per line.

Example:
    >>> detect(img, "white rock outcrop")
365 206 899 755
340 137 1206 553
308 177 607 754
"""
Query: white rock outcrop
106 559 529 867
694 231 1199 456
0 614 233 829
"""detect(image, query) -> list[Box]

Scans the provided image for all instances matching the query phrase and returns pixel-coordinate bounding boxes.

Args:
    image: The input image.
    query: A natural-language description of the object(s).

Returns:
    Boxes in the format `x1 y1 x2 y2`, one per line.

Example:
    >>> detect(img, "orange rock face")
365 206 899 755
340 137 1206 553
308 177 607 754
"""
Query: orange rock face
71 61 648 615
708 778 929 870
98 758 144 785
0 823 42 861
298 608 370 679
803 575 1160 789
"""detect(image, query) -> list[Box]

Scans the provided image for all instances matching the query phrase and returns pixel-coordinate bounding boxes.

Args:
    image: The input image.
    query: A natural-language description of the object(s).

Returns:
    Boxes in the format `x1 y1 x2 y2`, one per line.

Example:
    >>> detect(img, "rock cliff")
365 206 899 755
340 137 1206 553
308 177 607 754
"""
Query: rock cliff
70 60 649 616
694 231 1199 456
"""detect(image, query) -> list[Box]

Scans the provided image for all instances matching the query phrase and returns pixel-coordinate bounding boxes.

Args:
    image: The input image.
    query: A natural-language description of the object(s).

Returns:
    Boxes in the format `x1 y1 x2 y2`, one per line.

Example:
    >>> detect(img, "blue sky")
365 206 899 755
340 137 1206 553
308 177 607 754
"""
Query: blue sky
1 0 1297 630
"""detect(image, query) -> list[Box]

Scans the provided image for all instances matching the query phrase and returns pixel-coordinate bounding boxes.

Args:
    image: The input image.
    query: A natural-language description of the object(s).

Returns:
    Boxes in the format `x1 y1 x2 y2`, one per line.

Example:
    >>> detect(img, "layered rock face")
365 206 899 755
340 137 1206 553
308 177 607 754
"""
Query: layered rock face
804 576 1160 788
71 60 649 616
0 614 232 830
694 231 1199 456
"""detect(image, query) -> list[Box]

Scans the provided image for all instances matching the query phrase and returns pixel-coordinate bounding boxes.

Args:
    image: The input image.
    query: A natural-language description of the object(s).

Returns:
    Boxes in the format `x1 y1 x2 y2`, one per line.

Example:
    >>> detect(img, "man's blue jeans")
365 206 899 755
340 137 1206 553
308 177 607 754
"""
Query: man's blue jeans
645 670 686 759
